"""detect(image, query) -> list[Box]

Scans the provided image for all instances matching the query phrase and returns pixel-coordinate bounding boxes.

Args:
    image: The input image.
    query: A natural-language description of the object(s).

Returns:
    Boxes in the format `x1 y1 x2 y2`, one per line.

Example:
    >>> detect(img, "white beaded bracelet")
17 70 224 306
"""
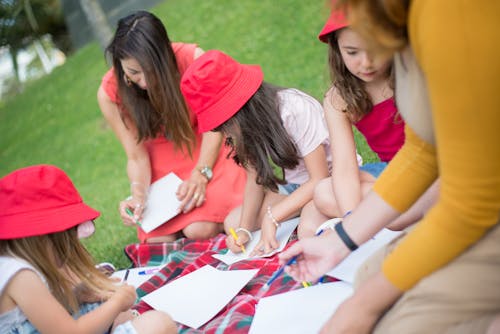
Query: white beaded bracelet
235 227 253 241
266 205 280 228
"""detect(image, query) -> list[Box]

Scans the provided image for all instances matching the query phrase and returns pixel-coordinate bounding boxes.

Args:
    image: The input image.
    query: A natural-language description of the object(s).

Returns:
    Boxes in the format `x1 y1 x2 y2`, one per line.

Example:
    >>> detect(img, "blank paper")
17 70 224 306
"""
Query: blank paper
142 265 258 329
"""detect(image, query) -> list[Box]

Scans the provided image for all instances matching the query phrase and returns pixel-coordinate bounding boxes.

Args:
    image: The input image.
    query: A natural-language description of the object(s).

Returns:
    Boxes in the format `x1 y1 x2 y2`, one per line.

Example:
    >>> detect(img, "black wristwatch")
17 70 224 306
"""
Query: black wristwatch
199 166 213 181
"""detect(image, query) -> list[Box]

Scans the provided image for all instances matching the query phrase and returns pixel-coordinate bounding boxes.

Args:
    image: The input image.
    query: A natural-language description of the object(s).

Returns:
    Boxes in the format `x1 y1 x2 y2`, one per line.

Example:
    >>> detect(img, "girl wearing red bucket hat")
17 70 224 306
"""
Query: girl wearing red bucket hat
299 7 438 237
98 11 246 243
0 165 176 334
181 50 334 256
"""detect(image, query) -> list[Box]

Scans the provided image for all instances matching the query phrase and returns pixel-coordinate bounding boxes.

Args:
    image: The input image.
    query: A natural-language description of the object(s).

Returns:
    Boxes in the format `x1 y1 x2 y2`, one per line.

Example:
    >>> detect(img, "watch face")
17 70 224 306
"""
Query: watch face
201 167 213 180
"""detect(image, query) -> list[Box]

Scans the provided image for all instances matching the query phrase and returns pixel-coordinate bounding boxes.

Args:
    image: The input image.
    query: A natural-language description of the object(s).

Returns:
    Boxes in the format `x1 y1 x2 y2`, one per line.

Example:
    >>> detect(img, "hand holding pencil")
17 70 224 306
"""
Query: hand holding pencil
278 230 350 282
119 197 144 227
226 227 251 254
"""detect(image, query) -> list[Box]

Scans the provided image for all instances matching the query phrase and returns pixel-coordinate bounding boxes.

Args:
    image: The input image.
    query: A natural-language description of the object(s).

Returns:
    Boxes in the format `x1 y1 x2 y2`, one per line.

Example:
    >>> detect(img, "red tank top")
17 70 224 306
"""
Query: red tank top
354 98 405 162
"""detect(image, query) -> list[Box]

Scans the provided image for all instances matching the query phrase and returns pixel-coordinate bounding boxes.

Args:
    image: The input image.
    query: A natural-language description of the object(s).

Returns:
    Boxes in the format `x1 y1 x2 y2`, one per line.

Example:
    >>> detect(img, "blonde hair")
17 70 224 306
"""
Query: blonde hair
335 0 410 55
0 227 116 313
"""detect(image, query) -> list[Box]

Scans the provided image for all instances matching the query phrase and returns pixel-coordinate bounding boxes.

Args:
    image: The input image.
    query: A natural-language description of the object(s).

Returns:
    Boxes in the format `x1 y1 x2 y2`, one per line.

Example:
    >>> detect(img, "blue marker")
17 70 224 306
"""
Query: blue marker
138 268 160 275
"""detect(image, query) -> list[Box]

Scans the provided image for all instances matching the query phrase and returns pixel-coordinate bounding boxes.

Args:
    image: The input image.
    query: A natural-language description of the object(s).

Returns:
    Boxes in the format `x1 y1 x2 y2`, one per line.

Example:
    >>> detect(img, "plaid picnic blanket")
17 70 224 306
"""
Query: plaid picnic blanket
124 233 337 333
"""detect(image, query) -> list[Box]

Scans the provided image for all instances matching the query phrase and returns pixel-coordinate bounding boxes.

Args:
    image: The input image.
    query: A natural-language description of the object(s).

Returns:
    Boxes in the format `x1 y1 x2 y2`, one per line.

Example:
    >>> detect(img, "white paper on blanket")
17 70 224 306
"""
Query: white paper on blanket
212 217 299 265
249 281 353 334
111 265 163 289
325 228 403 284
142 265 258 329
140 173 183 233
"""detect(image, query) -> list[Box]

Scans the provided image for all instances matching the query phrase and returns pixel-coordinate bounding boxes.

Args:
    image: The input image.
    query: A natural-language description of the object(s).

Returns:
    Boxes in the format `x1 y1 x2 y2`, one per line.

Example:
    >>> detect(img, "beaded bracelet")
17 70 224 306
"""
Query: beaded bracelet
266 205 280 228
235 227 253 241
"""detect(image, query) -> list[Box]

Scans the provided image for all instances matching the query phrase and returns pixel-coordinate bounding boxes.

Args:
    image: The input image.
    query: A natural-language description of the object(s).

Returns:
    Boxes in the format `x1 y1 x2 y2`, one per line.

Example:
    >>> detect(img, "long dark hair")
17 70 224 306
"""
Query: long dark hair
327 30 394 122
105 11 195 153
214 83 300 191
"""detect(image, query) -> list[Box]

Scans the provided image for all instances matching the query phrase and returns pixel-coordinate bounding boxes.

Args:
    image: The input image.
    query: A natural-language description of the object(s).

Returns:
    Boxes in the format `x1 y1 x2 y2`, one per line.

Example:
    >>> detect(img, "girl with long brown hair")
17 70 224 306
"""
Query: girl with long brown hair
181 50 332 255
299 8 438 238
98 11 246 243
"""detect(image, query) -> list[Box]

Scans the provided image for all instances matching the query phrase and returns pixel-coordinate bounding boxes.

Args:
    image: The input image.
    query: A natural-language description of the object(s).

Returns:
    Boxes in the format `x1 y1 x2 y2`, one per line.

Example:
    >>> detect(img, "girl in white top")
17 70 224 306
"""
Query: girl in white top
0 165 176 334
180 50 337 255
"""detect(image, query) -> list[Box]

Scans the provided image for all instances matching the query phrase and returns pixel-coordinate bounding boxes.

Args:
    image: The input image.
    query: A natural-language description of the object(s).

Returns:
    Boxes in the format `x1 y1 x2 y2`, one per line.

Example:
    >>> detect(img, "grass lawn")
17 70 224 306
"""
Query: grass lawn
0 0 378 269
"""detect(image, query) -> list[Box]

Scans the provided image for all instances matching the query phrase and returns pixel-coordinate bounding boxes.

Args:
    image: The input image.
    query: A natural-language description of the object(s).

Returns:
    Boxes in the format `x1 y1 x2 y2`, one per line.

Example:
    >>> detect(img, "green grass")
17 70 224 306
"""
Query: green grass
0 0 377 269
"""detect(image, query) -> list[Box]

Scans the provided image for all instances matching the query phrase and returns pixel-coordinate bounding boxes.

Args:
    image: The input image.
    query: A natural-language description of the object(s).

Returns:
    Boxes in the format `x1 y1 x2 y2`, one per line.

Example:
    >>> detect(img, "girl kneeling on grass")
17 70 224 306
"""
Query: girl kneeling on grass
0 165 176 334
180 50 334 255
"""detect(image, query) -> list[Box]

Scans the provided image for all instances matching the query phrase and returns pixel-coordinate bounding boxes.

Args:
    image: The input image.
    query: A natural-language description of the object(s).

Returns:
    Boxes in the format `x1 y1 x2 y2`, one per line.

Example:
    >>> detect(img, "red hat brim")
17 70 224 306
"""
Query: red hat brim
0 201 100 239
318 9 349 43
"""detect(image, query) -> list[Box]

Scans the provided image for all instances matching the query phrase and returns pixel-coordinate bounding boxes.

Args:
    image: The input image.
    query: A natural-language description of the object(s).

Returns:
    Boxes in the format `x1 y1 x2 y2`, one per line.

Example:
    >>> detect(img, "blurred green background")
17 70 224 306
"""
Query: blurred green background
0 0 377 269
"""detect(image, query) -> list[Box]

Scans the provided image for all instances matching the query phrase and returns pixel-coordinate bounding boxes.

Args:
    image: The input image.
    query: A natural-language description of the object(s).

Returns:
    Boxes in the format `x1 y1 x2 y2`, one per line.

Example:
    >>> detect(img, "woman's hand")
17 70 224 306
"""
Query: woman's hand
320 272 402 334
226 230 251 254
278 232 350 282
250 217 280 256
176 169 208 214
119 196 145 227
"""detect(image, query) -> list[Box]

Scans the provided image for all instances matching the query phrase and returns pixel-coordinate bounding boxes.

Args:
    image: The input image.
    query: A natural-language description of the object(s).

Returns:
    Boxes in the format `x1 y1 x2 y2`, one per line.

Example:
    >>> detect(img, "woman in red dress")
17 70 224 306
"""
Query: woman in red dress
97 11 246 243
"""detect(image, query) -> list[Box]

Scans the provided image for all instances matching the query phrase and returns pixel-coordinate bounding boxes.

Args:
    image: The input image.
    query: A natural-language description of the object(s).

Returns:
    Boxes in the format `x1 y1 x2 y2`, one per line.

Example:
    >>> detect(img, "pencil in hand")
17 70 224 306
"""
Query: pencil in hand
229 227 247 254
125 207 142 227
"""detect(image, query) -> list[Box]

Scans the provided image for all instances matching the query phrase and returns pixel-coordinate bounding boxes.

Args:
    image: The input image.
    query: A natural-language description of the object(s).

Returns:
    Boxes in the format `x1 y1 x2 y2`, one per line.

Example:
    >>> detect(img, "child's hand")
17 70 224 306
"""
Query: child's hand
226 230 250 254
110 284 137 312
250 218 279 256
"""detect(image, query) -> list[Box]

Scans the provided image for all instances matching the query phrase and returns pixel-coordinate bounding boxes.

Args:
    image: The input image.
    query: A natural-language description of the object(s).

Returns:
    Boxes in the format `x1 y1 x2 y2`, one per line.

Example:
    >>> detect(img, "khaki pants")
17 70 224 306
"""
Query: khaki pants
354 222 500 334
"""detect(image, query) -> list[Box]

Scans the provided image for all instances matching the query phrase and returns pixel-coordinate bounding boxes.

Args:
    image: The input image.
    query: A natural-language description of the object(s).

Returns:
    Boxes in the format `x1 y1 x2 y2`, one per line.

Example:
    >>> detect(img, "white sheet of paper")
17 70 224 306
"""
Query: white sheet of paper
249 281 353 334
142 265 258 329
325 228 402 284
140 173 183 233
212 217 299 265
111 265 163 288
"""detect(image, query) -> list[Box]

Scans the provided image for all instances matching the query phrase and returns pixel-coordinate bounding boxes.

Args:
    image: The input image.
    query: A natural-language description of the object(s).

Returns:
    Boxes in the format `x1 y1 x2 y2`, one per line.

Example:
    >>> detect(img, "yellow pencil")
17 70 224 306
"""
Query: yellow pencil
229 227 246 254
302 281 311 288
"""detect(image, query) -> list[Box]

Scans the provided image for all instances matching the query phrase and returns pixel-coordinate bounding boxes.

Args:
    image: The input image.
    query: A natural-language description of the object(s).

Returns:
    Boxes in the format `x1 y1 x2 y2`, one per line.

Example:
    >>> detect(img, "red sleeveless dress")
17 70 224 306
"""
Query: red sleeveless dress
101 43 246 242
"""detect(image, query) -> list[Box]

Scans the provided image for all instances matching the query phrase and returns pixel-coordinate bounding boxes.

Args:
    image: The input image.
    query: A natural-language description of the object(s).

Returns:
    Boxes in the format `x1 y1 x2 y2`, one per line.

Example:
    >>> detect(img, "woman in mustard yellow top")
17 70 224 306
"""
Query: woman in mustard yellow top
280 1 500 332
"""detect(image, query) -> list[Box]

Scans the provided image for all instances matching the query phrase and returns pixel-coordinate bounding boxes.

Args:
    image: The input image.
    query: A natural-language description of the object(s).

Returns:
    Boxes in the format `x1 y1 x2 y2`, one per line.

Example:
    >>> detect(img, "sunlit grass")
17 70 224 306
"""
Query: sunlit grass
0 0 377 269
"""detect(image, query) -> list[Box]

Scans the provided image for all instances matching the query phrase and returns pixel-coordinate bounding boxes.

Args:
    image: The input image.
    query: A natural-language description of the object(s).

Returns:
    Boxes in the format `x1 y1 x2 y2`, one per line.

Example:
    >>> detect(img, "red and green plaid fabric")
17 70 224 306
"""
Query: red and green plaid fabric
125 233 337 333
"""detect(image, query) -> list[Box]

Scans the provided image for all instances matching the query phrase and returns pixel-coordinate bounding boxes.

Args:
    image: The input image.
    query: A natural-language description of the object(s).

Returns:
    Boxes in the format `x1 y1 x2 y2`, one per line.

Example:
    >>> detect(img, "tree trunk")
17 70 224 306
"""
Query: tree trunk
78 0 113 51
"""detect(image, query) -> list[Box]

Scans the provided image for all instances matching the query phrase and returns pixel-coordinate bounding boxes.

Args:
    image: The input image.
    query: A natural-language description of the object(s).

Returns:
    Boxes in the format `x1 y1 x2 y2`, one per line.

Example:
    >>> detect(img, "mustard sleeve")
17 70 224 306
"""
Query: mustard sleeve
382 0 500 290
373 125 438 212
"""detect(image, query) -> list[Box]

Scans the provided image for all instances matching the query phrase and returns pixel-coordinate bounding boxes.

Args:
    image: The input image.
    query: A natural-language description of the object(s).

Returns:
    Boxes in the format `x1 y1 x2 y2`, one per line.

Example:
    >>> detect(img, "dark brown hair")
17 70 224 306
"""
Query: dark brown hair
106 11 195 153
214 83 300 191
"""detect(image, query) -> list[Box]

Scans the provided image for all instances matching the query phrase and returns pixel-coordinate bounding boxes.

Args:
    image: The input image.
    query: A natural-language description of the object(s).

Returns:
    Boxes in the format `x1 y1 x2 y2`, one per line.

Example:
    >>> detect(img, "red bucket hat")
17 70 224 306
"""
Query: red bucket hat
318 8 349 43
0 165 100 239
180 50 264 133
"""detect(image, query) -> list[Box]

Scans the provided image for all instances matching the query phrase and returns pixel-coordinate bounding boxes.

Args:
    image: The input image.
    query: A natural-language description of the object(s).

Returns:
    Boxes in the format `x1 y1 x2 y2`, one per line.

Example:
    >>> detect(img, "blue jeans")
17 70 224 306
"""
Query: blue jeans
359 162 388 178
280 183 300 194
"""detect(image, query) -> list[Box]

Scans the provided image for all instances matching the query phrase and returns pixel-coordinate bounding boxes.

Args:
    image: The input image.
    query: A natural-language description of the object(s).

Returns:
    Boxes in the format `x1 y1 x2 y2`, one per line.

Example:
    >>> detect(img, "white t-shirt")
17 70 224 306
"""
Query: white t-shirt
0 256 44 332
278 88 332 184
